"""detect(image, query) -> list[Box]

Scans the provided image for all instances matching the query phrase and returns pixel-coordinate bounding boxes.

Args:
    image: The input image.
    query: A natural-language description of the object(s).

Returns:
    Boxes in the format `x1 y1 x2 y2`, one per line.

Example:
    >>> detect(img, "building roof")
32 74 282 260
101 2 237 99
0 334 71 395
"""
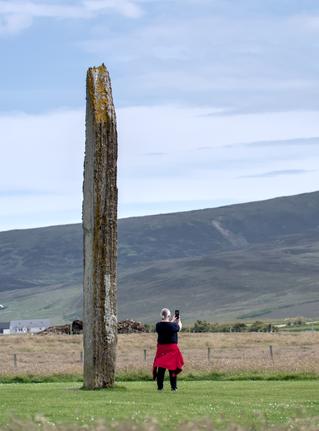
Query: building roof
10 319 51 329
0 322 10 330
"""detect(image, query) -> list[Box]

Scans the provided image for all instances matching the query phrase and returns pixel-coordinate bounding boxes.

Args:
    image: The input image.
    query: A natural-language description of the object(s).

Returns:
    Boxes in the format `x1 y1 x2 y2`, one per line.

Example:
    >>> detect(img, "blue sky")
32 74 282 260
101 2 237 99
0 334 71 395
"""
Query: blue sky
1 0 319 230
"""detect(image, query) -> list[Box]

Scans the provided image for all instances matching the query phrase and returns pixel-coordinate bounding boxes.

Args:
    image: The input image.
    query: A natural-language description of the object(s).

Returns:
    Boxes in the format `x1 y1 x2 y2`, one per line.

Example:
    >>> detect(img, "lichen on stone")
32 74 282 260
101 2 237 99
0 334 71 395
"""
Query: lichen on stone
104 273 117 344
87 63 116 125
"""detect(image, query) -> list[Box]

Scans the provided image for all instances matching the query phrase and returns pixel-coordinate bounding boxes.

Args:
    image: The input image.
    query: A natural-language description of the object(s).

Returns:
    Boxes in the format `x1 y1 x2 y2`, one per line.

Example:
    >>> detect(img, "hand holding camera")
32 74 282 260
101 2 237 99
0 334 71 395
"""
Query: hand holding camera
173 309 182 330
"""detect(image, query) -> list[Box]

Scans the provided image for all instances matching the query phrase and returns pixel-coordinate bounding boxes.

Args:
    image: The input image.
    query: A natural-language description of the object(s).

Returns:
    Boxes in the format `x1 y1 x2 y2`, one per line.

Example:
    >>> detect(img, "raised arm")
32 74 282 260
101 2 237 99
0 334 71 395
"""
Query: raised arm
172 317 182 331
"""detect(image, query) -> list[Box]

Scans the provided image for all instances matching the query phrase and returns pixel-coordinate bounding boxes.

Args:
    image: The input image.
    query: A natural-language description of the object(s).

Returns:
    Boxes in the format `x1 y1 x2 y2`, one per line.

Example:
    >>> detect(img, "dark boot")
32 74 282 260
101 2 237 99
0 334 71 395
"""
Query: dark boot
169 370 177 390
157 367 166 390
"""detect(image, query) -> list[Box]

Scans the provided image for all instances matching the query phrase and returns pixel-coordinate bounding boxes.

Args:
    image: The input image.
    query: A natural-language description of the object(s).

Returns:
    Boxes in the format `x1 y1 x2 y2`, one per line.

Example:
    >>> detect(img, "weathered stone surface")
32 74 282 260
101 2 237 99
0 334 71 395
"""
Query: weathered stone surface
82 64 118 389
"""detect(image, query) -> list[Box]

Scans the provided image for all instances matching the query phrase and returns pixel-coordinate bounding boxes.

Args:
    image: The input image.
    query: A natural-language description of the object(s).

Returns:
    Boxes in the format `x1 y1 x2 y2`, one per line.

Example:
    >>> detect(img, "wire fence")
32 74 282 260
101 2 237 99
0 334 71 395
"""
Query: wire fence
1 344 319 375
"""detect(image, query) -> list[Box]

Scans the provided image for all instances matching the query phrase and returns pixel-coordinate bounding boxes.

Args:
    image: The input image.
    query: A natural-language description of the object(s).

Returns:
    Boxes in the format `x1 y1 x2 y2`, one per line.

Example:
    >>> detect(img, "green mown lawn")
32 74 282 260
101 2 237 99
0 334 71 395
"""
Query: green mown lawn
0 381 318 430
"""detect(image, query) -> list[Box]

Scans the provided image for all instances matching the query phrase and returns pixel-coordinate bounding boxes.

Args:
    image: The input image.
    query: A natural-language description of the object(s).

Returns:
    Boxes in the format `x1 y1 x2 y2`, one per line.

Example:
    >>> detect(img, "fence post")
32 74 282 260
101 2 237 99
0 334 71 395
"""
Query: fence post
207 347 211 362
80 351 83 363
13 353 17 368
143 349 147 363
269 345 274 362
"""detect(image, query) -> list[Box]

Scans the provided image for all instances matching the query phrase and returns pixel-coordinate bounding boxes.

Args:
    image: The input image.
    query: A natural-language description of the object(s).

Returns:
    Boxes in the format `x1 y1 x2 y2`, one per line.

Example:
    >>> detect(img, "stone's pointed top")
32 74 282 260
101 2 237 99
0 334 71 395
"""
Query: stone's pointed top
86 63 116 125
88 63 107 75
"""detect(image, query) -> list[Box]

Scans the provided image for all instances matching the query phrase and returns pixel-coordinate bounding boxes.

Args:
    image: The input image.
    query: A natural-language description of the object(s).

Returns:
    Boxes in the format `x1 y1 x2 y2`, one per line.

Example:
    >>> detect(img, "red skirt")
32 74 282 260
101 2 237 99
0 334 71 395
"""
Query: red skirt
153 343 184 380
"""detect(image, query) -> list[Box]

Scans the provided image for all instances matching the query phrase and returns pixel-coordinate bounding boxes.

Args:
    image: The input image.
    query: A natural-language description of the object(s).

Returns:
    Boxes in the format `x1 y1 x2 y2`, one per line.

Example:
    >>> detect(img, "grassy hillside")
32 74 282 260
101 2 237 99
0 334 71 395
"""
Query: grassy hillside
1 191 319 323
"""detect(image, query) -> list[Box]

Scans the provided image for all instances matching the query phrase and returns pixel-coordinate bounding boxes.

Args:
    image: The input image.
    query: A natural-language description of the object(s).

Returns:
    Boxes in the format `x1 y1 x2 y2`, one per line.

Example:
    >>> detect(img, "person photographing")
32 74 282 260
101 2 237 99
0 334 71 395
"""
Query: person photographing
153 308 184 391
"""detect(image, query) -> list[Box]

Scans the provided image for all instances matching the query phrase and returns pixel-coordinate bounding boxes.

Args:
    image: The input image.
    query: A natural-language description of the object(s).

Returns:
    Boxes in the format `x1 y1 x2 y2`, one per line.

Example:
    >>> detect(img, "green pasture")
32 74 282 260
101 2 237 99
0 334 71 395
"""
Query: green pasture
0 381 318 430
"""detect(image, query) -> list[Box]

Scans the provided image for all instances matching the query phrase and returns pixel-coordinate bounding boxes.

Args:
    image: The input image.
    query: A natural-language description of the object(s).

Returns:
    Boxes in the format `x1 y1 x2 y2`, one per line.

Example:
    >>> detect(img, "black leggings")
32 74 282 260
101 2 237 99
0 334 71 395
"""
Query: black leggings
157 367 177 390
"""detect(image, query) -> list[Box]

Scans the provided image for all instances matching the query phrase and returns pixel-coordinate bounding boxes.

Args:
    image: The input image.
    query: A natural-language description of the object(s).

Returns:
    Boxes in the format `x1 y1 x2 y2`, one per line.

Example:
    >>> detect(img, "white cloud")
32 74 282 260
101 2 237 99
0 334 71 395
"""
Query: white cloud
0 0 142 35
0 13 32 35
118 106 319 206
291 14 319 32
0 109 84 196
81 8 319 113
1 106 319 231
83 0 141 18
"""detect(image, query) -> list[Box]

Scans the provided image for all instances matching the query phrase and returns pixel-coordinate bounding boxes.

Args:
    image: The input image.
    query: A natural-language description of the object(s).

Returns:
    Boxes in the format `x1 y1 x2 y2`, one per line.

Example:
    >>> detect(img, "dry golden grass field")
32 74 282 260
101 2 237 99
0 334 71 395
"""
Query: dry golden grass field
0 332 318 376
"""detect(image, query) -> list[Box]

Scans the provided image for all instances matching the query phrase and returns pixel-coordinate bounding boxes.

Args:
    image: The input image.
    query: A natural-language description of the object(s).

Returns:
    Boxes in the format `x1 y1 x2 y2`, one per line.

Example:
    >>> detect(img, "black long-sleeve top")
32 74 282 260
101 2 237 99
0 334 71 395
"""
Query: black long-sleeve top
156 321 180 344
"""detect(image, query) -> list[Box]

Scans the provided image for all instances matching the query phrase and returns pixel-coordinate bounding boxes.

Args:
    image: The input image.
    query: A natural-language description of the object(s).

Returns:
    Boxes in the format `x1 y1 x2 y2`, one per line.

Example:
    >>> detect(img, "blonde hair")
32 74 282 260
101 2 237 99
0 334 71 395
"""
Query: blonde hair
161 308 171 320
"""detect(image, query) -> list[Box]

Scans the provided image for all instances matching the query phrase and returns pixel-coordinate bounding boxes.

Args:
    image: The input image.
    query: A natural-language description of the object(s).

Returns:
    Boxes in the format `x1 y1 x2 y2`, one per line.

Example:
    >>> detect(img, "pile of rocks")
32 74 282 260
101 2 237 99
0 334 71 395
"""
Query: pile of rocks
40 324 72 335
118 319 145 334
40 319 145 335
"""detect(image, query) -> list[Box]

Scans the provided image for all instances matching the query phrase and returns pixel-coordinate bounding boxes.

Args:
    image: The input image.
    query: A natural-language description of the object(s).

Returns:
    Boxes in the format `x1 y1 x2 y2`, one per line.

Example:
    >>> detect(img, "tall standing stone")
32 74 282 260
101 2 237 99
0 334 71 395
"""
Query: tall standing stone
82 64 118 389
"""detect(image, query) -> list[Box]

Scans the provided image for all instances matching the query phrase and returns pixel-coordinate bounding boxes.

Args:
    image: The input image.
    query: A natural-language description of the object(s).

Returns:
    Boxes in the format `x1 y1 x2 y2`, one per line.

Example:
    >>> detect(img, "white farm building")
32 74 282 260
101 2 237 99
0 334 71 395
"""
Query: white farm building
9 319 51 334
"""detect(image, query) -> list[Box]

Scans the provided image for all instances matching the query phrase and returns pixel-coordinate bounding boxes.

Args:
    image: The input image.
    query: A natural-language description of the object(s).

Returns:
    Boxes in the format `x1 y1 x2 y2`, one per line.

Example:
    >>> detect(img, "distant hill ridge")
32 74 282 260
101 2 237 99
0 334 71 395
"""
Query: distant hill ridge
1 191 319 323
